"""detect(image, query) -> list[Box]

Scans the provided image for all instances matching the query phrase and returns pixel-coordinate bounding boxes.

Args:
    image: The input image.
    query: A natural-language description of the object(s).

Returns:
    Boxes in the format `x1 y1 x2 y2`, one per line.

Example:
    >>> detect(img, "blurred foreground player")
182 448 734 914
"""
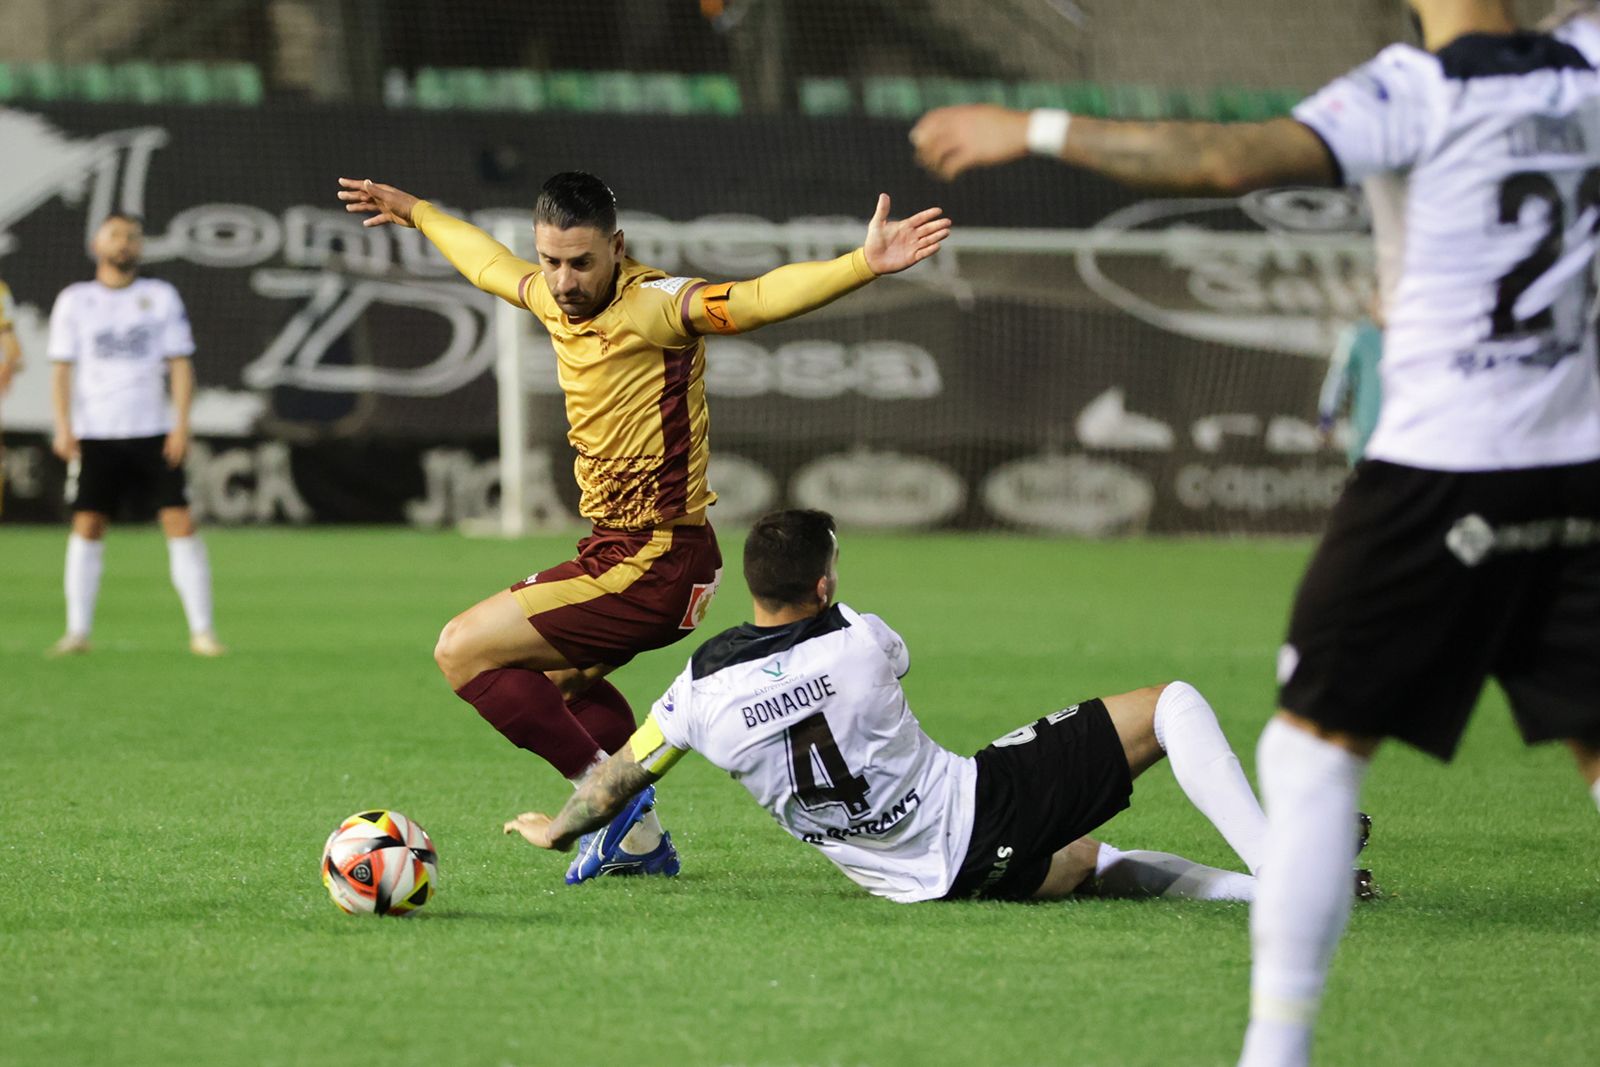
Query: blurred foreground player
339 172 950 883
47 214 223 657
506 510 1375 905
0 278 24 516
913 2 1600 1064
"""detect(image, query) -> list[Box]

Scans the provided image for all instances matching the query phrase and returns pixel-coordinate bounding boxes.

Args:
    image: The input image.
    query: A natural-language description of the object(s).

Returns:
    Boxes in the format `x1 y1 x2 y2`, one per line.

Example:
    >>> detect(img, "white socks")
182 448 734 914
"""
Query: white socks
1083 684 1267 907
167 536 215 636
64 534 105 638
1155 682 1270 874
1240 718 1370 1067
1094 843 1255 902
621 809 664 855
1591 777 1600 813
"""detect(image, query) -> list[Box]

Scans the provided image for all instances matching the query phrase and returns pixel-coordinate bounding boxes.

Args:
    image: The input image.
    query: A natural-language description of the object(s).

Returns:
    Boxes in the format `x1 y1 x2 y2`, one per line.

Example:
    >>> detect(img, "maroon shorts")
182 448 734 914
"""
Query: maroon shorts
510 517 723 669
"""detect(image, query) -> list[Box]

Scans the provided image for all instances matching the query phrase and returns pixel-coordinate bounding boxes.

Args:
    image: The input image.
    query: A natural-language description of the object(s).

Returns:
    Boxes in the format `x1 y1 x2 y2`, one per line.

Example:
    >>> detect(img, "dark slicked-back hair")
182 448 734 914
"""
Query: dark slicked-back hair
534 171 617 233
744 509 837 609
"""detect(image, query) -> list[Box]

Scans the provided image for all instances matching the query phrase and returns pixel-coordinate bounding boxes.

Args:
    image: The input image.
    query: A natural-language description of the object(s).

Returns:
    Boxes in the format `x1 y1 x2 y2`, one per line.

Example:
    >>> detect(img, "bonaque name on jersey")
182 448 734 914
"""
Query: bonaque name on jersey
741 674 838 728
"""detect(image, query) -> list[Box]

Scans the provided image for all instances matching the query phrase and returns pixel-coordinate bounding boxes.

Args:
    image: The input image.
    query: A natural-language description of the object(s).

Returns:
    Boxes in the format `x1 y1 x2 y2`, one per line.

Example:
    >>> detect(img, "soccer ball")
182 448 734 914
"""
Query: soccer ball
320 810 438 916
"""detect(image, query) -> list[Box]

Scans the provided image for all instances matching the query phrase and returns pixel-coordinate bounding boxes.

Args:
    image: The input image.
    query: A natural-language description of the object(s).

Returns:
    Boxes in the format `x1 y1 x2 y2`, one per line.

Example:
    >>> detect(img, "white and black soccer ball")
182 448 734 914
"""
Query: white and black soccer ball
320 810 437 916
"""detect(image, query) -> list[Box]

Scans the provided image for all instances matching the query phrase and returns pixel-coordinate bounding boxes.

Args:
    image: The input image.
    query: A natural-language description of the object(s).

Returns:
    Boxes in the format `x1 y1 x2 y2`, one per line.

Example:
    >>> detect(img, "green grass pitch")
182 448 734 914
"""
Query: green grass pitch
2 526 1595 1066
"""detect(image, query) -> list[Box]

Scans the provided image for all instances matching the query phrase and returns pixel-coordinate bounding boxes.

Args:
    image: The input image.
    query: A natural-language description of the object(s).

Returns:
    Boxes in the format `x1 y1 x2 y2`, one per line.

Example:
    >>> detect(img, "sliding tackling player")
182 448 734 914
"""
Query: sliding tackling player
338 172 950 884
505 510 1374 908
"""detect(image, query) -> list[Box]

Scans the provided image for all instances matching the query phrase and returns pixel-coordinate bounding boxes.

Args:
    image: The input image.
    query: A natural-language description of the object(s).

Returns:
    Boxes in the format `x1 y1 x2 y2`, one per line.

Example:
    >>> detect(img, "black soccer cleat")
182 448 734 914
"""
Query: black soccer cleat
1356 811 1372 855
1353 867 1380 902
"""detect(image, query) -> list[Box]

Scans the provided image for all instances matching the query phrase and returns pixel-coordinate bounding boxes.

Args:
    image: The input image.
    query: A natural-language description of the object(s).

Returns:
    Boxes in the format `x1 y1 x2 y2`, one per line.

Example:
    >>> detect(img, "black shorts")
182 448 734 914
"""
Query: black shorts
942 699 1133 902
71 436 188 517
1281 458 1600 761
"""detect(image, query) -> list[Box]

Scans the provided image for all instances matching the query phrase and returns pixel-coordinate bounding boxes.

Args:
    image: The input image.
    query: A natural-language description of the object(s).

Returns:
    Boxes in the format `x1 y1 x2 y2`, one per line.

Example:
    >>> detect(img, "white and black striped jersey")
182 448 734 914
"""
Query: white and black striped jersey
646 602 977 904
1293 30 1600 470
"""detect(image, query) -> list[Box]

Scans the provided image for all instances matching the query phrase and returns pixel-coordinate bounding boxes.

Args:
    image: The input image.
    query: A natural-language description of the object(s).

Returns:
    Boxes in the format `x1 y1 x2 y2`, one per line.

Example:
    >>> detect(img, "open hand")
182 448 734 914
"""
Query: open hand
862 194 952 275
910 105 1030 180
52 428 79 462
337 178 420 228
503 811 563 850
162 427 189 468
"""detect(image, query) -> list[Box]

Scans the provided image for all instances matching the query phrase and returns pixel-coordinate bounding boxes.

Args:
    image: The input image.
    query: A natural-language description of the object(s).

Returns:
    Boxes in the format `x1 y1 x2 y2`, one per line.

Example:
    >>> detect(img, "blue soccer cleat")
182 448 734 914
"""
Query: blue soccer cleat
565 784 665 885
594 831 680 879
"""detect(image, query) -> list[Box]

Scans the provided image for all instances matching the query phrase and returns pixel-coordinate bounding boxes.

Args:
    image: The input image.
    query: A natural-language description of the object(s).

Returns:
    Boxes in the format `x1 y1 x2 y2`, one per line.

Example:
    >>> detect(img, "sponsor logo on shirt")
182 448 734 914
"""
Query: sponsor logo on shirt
800 788 921 843
639 276 693 296
91 325 159 360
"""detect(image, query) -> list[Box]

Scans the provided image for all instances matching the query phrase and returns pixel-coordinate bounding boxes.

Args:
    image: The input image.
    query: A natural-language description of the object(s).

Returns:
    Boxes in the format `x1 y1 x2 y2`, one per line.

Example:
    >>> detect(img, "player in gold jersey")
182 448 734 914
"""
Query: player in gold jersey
338 171 950 882
0 279 24 517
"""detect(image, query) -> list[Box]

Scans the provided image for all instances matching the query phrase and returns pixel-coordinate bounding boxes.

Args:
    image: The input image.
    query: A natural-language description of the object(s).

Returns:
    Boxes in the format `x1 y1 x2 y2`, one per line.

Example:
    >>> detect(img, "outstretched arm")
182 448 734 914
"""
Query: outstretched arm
504 747 664 851
337 178 537 306
680 193 951 336
910 106 1336 194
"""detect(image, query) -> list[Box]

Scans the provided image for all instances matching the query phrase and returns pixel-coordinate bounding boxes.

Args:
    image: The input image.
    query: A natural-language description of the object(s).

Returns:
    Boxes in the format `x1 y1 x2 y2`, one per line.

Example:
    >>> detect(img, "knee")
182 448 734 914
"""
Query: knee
159 508 196 538
433 617 474 689
1160 680 1206 704
72 513 108 540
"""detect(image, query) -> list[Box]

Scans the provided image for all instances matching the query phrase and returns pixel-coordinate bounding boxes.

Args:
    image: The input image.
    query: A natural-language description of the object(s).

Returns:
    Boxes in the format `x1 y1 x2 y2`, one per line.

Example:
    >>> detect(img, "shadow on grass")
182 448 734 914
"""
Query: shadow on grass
1353 881 1600 936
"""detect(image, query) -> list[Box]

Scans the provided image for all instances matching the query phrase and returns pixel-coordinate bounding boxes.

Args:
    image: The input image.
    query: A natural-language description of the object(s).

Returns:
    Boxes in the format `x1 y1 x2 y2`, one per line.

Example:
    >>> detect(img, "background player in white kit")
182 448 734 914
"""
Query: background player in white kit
506 510 1375 907
48 213 223 657
911 2 1600 1064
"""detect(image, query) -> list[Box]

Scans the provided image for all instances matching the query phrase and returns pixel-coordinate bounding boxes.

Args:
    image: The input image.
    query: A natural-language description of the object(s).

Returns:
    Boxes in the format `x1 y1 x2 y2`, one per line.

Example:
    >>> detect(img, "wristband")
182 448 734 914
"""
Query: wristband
1026 109 1072 156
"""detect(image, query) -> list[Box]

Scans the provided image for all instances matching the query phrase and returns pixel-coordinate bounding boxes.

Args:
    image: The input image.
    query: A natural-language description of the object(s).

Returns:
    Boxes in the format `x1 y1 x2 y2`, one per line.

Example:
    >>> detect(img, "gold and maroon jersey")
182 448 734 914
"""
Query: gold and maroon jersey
0 280 13 332
413 202 875 531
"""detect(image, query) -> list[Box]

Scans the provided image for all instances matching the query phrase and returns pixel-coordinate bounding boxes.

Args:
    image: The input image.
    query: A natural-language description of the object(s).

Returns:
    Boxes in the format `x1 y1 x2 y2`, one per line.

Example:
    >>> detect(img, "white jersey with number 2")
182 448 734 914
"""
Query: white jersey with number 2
647 602 977 904
1293 30 1600 471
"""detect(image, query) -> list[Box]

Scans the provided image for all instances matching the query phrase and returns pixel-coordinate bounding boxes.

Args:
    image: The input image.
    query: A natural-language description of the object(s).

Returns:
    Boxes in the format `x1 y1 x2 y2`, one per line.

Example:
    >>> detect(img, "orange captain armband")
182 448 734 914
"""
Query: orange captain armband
629 714 688 776
690 281 740 335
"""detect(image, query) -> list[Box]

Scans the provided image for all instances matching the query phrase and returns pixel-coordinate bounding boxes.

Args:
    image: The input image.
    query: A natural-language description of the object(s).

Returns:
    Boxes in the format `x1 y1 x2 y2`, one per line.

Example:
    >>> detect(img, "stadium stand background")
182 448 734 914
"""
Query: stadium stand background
0 1 1443 107
0 1 1556 535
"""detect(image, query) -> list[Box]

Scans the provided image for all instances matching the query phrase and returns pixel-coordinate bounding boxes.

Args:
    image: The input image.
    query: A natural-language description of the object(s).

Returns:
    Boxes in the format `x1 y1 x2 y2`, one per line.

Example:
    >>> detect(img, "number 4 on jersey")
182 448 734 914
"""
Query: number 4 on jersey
787 713 871 817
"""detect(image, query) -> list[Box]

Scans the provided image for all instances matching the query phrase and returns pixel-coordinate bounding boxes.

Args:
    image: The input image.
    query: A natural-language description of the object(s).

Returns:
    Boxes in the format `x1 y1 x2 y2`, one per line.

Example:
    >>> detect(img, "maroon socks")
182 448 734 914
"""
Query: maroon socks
454 670 638 778
455 668 603 779
564 678 637 755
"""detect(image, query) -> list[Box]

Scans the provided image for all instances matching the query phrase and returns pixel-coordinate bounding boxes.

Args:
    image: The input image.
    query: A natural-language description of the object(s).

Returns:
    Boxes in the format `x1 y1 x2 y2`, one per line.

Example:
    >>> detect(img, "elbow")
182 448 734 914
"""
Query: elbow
1201 157 1262 198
